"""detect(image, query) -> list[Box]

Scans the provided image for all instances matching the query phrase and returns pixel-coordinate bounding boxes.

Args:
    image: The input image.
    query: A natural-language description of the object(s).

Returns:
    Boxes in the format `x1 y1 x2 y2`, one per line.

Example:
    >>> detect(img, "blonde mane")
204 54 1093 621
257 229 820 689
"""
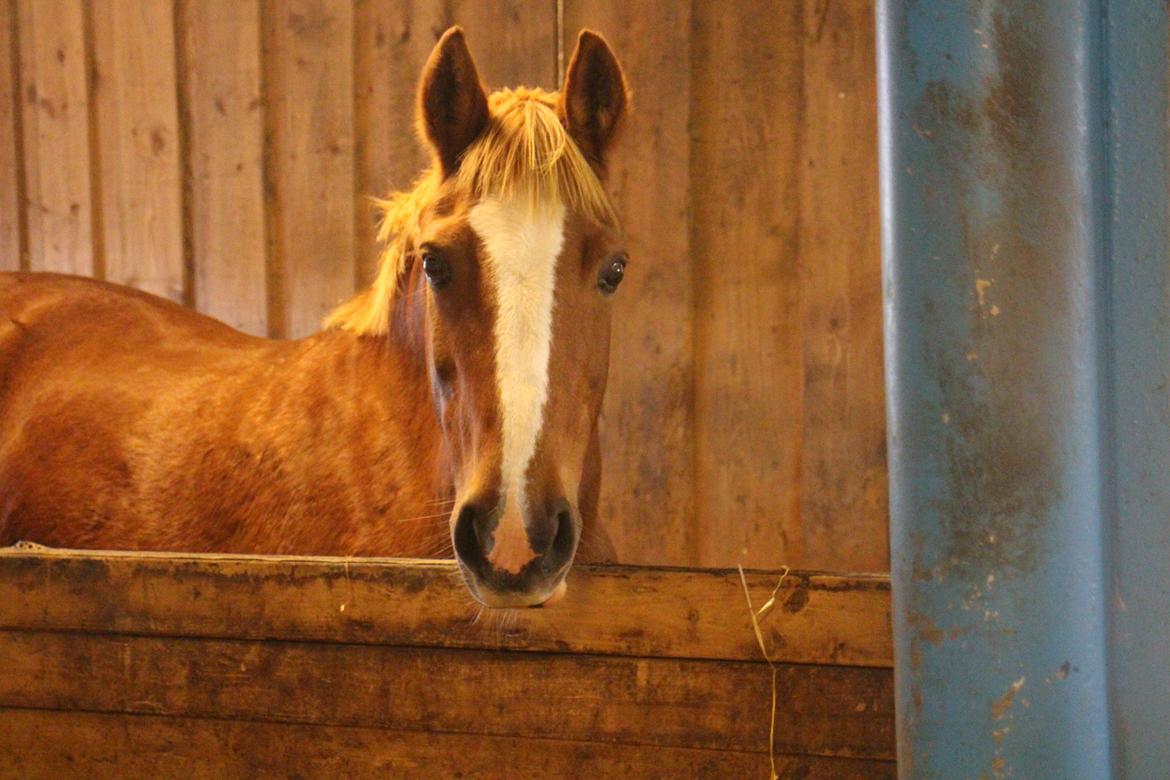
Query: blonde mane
325 88 619 336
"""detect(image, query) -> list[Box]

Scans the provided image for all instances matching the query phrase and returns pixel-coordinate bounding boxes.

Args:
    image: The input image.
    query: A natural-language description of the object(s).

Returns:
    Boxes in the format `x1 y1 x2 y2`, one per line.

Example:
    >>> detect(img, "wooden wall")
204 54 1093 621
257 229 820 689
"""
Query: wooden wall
0 1 886 572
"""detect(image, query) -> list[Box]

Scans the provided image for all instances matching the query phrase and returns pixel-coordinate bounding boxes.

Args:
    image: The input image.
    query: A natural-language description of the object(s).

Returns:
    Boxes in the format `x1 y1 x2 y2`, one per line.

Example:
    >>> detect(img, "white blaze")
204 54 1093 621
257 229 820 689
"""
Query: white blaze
468 196 565 567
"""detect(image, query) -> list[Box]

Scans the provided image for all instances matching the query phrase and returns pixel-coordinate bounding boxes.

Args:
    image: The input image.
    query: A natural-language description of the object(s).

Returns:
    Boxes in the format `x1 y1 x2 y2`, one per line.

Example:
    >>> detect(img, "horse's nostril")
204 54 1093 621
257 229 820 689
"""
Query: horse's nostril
453 504 483 563
540 506 576 573
553 509 574 553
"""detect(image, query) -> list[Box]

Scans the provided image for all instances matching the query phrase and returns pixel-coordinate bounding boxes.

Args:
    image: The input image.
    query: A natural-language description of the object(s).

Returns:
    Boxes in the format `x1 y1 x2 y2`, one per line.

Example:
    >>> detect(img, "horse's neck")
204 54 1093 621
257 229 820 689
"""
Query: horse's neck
245 322 449 555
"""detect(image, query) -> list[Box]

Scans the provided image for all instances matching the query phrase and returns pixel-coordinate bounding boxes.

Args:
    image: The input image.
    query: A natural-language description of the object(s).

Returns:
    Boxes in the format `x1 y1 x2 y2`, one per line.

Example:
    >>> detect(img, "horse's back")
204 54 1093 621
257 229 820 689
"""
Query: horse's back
0 272 271 401
0 273 273 548
0 272 251 350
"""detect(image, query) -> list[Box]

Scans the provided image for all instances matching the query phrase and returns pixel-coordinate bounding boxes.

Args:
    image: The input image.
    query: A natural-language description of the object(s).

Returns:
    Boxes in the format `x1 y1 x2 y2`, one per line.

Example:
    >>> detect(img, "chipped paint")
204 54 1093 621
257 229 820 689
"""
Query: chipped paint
976 278 992 307
881 0 1118 776
991 676 1025 721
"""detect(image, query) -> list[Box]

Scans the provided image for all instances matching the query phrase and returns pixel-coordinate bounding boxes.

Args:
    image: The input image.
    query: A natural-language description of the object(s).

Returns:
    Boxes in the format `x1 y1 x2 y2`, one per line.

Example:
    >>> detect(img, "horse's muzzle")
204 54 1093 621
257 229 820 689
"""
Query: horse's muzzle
452 498 579 607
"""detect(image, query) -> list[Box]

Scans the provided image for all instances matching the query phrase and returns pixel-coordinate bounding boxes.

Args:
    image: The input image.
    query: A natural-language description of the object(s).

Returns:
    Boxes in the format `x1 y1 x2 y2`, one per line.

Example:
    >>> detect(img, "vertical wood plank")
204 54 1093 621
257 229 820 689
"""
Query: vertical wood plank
0 0 22 270
449 1 556 90
353 1 445 287
91 0 184 301
180 0 267 335
561 2 694 566
797 0 886 571
692 2 806 568
263 0 355 338
16 0 94 275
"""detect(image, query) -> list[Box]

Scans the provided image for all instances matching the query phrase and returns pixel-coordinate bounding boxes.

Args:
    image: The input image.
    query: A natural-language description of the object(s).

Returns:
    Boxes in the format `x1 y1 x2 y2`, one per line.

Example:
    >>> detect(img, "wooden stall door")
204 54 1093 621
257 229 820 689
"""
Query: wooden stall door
0 549 896 779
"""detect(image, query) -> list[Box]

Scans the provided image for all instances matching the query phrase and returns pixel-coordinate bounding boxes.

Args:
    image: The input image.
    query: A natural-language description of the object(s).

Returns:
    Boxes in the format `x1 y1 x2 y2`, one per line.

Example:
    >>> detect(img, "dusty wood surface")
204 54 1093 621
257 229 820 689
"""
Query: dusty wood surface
262 0 355 338
0 629 893 759
691 0 807 570
0 0 21 271
90 0 184 301
15 0 94 275
0 549 892 666
0 549 895 775
0 708 896 780
448 1 556 91
180 0 267 333
796 0 887 573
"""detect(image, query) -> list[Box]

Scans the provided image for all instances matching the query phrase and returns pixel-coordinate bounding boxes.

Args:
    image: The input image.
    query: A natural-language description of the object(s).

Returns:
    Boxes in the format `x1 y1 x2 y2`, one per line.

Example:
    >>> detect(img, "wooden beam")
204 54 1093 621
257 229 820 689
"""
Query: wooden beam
16 0 95 275
0 0 24 271
0 708 896 779
0 629 893 759
0 549 892 666
691 0 806 568
262 0 355 338
179 0 268 334
90 0 184 300
447 1 557 90
797 0 886 572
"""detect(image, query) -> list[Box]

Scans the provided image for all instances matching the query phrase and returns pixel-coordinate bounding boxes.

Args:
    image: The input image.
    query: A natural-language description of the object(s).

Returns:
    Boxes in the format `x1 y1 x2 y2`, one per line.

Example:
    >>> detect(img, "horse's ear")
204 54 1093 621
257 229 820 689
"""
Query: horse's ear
560 30 629 165
418 27 489 176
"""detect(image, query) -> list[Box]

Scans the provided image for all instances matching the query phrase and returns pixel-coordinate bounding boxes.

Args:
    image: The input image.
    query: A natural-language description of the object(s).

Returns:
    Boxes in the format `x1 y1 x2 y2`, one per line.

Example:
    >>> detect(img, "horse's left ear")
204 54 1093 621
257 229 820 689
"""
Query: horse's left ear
560 30 629 165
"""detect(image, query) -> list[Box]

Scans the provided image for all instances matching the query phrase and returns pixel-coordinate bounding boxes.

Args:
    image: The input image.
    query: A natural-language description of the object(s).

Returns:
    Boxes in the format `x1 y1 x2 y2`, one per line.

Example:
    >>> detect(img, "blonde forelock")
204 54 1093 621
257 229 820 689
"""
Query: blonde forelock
325 88 617 336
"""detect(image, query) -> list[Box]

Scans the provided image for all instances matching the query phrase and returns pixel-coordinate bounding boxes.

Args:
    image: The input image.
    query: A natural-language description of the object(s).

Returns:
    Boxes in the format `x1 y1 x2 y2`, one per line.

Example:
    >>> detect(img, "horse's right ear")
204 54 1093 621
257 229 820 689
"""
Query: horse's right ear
418 27 489 176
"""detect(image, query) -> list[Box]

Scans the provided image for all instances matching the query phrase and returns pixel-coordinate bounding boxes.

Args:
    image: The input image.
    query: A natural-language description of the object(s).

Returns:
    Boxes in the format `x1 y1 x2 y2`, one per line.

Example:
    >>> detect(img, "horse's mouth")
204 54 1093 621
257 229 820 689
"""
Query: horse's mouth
533 580 568 607
457 558 571 609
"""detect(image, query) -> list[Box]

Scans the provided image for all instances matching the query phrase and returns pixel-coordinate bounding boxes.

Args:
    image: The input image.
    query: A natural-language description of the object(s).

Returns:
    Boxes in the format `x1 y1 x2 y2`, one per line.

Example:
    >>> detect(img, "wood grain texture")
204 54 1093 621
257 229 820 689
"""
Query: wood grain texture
180 0 267 335
797 0 887 571
0 0 21 271
263 0 355 338
0 629 894 759
448 1 556 90
0 549 893 666
0 709 896 780
562 1 696 567
692 1 806 569
16 0 94 275
353 1 443 287
90 0 184 301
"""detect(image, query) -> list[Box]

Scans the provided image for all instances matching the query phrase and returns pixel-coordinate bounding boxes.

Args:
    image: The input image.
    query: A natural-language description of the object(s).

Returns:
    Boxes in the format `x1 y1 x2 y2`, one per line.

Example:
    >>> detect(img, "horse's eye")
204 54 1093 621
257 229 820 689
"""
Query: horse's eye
422 251 451 288
598 255 627 295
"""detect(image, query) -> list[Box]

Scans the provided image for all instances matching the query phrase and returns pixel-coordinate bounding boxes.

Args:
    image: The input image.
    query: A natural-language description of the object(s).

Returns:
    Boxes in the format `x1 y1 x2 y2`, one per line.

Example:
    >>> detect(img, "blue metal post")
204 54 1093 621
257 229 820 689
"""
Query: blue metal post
1102 4 1170 777
878 1 1170 777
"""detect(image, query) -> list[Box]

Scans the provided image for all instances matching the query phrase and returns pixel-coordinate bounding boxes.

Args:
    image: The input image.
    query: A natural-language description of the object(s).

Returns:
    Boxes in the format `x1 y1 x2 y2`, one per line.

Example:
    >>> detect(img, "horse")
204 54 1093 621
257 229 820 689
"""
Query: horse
0 27 630 609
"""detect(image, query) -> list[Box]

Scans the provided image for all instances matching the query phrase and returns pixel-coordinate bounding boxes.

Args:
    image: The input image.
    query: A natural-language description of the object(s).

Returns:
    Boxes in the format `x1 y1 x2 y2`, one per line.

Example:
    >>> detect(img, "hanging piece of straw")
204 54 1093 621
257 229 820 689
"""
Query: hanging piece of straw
738 564 791 780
